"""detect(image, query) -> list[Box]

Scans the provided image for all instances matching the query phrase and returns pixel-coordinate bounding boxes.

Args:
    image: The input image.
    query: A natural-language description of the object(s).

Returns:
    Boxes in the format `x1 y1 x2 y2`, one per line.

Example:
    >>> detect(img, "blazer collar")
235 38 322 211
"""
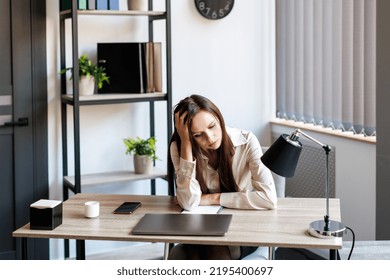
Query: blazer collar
226 127 248 147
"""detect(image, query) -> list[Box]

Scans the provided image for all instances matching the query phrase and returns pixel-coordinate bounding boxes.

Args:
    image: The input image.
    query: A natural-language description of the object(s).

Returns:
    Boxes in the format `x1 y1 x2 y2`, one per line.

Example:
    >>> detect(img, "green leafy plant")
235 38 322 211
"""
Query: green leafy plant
60 54 109 89
123 136 158 160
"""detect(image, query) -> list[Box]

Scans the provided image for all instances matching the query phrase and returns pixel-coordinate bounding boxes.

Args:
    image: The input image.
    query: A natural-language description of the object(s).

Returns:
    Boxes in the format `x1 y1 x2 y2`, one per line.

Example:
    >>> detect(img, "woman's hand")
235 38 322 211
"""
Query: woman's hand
174 111 190 143
174 111 193 161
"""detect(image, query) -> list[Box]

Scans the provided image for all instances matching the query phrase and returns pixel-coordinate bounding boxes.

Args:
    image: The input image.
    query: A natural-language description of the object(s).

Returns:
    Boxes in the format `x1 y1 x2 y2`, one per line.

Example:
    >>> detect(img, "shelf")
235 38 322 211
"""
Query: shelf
60 9 166 20
60 0 174 198
61 93 167 106
64 169 167 188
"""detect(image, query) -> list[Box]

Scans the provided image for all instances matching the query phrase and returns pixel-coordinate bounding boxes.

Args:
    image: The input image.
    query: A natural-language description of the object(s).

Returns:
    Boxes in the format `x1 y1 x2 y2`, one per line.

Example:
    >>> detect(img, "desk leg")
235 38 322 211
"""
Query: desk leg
21 238 27 260
163 243 170 260
76 240 86 260
329 249 337 260
64 239 69 259
268 247 275 260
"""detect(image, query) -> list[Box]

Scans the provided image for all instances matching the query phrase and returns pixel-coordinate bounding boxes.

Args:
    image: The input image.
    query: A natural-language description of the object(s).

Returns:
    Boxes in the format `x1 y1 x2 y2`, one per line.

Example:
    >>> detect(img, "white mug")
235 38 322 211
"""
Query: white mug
84 201 99 218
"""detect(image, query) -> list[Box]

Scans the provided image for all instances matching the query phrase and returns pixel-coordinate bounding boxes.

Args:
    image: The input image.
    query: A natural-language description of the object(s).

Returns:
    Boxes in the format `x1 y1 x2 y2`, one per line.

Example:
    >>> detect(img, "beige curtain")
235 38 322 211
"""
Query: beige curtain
276 0 376 136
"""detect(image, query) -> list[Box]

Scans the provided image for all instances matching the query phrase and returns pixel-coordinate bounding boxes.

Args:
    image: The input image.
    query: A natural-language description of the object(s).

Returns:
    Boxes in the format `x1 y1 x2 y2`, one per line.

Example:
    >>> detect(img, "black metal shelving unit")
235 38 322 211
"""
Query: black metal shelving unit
59 0 173 259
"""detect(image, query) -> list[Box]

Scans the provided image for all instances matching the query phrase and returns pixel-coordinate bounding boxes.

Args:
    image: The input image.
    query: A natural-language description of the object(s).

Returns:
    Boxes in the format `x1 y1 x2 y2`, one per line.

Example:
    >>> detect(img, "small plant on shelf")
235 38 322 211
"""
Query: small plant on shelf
123 136 158 174
123 136 158 160
60 54 110 95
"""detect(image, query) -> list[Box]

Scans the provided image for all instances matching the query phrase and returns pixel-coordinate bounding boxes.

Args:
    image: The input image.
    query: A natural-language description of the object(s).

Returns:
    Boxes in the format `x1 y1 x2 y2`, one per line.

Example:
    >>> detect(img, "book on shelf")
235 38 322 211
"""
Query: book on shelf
97 42 162 94
108 0 119 10
145 42 162 93
79 0 87 9
60 0 70 11
96 0 108 10
147 42 162 93
118 0 128 10
60 0 87 11
88 0 95 9
152 42 162 92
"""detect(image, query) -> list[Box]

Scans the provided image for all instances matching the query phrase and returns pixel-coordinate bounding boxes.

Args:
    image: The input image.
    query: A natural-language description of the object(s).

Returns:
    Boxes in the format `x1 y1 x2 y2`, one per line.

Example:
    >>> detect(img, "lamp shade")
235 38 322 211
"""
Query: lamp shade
261 134 302 178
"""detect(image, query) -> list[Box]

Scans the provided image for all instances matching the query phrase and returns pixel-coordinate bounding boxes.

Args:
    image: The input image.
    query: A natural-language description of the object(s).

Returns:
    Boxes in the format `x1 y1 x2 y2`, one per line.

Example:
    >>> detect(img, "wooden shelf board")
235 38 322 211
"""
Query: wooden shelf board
60 9 166 18
61 93 167 105
64 169 167 188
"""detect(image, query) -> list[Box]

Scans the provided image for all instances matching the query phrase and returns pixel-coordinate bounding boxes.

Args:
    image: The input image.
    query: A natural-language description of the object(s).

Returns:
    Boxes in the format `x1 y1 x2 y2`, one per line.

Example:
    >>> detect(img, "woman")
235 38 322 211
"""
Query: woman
169 94 277 259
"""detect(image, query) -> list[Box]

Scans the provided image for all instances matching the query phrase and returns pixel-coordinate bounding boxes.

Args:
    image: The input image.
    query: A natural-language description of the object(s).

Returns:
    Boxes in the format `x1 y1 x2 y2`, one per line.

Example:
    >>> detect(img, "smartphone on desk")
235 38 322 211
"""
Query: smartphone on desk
113 202 141 214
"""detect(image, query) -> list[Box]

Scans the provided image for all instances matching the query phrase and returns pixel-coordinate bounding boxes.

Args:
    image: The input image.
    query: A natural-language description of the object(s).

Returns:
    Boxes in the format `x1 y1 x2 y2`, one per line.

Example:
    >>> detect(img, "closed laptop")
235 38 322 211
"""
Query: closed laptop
131 213 232 236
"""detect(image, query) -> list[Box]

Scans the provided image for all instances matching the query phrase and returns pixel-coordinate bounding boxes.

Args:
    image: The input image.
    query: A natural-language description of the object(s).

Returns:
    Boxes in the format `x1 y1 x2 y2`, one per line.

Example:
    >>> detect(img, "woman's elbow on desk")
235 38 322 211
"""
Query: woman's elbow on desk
176 191 201 211
262 191 278 210
268 198 277 210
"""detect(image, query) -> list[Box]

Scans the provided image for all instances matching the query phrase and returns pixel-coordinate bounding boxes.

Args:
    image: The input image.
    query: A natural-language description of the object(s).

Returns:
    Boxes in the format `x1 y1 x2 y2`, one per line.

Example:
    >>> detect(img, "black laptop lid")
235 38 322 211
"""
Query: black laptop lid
131 213 232 236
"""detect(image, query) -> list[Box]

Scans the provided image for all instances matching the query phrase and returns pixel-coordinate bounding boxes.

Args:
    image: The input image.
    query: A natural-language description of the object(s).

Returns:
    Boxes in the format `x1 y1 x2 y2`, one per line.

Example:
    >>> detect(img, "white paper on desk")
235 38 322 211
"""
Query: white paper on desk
181 205 223 214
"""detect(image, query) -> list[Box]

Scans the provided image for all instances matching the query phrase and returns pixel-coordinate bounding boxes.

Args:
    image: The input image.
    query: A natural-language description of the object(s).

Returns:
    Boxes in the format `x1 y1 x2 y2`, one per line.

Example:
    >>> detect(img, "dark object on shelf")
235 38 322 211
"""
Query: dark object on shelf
60 0 87 11
60 0 71 11
30 200 63 230
98 42 147 93
98 42 161 94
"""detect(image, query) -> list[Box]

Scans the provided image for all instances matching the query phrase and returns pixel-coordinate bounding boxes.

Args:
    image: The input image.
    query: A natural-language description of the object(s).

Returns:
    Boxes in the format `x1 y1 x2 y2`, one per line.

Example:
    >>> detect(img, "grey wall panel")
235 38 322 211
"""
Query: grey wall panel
376 0 390 240
0 135 15 259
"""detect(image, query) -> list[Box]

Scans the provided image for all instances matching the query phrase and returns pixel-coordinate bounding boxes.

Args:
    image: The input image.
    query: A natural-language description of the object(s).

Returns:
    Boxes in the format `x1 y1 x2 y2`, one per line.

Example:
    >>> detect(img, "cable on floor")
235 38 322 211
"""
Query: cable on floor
337 226 355 260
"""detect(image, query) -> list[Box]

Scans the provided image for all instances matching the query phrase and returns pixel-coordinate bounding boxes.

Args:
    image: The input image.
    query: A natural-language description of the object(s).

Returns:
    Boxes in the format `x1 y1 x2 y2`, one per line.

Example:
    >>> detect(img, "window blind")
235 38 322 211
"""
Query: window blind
276 0 376 136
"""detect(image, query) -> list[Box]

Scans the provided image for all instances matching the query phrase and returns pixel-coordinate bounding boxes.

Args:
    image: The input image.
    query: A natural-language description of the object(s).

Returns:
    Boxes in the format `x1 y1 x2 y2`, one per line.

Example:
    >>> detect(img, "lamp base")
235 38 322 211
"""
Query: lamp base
308 220 346 239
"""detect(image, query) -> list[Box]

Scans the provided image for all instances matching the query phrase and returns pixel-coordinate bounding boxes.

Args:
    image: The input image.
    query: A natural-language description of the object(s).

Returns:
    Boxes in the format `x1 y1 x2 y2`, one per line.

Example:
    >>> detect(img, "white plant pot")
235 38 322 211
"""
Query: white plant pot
134 155 152 174
128 0 148 11
79 75 95 96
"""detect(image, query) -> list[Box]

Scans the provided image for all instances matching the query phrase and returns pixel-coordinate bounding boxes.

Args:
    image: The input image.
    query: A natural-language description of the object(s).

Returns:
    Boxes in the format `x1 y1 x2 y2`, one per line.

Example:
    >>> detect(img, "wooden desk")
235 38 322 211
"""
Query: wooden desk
13 193 343 259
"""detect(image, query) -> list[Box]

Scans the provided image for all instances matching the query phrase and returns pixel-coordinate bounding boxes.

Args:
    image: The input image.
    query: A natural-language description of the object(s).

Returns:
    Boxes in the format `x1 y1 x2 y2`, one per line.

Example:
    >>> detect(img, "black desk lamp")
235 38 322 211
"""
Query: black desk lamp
261 129 345 238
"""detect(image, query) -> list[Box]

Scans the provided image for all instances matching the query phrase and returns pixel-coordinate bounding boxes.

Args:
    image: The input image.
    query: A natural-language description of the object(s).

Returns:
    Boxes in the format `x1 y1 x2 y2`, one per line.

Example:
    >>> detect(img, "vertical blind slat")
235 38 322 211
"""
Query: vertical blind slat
286 0 295 119
303 0 314 122
342 0 354 131
313 0 323 124
364 0 377 135
353 0 365 133
276 0 286 118
295 0 304 121
323 0 333 127
332 0 343 129
276 0 376 136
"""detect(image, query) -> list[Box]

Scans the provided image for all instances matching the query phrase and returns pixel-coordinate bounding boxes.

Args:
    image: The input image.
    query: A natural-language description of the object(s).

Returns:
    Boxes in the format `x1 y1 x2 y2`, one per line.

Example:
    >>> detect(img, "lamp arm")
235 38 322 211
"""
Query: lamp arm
290 129 331 229
290 129 327 149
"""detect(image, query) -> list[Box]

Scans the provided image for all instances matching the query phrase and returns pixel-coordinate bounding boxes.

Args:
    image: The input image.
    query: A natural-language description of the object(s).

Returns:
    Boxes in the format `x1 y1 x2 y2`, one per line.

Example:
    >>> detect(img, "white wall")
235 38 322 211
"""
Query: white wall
170 0 275 143
46 0 276 259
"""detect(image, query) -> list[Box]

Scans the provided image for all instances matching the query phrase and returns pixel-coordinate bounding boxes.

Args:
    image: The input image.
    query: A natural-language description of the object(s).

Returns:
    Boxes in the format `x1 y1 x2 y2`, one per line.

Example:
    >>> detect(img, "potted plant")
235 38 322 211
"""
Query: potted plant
60 54 109 96
123 136 157 174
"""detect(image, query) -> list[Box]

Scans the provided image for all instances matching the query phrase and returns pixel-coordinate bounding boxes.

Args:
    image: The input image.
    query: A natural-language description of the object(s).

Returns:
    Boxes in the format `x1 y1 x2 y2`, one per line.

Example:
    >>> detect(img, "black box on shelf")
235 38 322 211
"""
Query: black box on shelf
97 42 147 94
97 42 162 94
30 199 63 230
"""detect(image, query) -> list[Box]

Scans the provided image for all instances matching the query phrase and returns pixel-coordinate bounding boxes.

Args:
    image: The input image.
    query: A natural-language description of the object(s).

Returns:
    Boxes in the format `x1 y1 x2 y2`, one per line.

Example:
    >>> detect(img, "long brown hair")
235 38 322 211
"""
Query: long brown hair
169 95 238 193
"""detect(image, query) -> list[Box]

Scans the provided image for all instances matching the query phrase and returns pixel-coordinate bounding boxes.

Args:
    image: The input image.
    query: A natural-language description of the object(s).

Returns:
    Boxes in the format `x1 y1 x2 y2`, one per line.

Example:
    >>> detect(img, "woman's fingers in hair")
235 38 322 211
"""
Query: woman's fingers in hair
174 111 190 141
175 110 188 125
